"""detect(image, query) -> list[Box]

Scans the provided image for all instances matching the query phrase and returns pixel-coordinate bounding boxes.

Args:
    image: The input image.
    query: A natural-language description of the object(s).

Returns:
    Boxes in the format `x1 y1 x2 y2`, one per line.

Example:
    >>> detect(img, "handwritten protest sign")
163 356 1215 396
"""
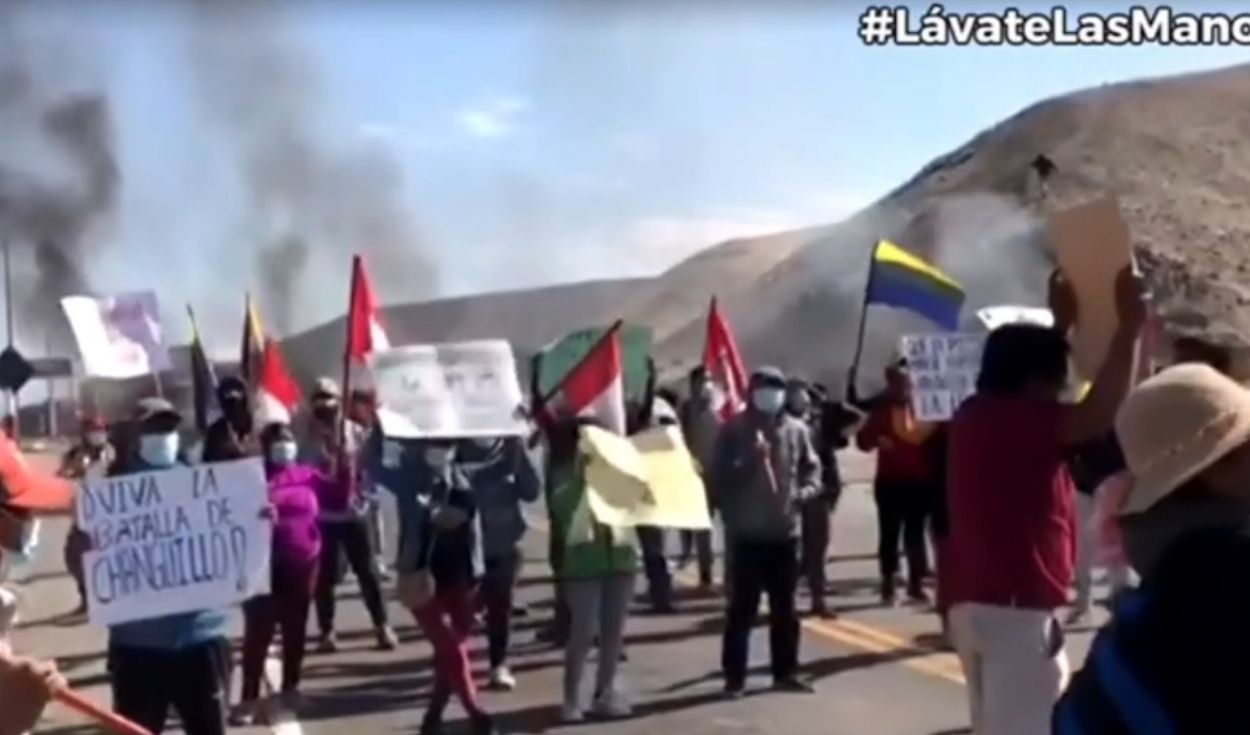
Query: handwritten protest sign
900 333 985 421
371 340 527 439
77 459 271 627
580 425 712 530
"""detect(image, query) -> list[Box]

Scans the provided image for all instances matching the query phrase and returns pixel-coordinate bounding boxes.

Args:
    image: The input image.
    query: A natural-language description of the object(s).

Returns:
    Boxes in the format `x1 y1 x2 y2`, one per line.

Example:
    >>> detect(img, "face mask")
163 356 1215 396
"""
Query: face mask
696 383 714 402
139 432 180 468
86 431 107 447
751 387 786 415
471 437 498 450
269 440 298 466
424 447 455 467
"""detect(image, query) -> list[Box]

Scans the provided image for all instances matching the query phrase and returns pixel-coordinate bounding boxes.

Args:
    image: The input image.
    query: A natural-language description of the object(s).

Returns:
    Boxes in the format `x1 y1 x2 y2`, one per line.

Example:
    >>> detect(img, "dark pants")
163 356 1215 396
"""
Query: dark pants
721 539 800 686
241 567 316 701
316 519 389 635
64 525 90 606
414 586 485 720
874 481 931 594
679 529 715 585
109 639 230 735
800 498 834 611
482 550 521 668
546 522 570 643
637 525 673 609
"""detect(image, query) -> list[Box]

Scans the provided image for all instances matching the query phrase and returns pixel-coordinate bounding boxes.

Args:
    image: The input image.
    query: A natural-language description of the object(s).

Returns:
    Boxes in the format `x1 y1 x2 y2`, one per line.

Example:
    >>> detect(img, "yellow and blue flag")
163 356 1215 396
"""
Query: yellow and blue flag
865 240 965 330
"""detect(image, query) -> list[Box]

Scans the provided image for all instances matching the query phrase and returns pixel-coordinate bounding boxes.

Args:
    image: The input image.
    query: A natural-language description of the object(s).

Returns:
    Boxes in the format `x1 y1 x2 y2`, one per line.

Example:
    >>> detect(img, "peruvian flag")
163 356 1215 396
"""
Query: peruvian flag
345 255 390 390
254 339 304 426
542 321 627 435
703 297 748 421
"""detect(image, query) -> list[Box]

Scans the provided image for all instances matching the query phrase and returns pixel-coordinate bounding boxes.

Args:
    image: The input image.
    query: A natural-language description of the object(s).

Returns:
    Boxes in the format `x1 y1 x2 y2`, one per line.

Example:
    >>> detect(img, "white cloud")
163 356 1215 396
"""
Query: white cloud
456 96 530 139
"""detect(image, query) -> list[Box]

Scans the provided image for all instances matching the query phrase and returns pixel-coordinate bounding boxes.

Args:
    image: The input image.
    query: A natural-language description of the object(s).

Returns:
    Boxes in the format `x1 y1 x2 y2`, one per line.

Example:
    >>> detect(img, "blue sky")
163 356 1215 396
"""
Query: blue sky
6 0 1250 350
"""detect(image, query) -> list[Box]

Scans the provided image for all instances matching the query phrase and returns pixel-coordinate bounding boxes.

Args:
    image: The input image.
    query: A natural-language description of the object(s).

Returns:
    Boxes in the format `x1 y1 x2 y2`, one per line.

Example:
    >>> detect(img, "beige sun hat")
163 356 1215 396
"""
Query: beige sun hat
1116 363 1250 516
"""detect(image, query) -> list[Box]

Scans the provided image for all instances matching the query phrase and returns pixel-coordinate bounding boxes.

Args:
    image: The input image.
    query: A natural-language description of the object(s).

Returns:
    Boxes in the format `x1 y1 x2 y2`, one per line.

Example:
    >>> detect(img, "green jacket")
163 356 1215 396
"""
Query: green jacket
547 452 639 579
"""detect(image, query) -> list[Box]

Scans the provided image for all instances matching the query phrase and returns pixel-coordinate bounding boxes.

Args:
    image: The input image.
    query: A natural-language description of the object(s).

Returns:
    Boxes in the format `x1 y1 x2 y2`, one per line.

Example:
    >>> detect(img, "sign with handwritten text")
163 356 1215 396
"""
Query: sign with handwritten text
77 459 271 626
899 333 986 422
370 339 527 439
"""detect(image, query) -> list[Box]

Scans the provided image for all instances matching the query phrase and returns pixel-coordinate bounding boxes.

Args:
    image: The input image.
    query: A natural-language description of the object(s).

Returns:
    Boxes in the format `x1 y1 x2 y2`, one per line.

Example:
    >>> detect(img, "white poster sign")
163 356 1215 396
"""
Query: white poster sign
900 332 986 421
61 291 171 379
976 305 1054 332
77 459 272 627
370 339 527 439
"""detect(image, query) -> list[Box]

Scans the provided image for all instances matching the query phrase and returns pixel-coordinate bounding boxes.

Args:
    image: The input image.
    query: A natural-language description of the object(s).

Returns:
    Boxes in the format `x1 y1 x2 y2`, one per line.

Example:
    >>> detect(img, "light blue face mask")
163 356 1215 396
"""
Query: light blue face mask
269 440 299 466
751 387 786 415
139 432 180 468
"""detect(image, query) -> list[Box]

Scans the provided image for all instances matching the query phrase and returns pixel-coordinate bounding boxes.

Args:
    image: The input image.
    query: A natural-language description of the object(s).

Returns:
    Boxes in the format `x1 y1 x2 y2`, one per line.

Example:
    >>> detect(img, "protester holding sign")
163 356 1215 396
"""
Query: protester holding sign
304 378 397 654
233 422 326 726
367 434 498 735
103 397 233 735
855 362 939 606
942 268 1144 735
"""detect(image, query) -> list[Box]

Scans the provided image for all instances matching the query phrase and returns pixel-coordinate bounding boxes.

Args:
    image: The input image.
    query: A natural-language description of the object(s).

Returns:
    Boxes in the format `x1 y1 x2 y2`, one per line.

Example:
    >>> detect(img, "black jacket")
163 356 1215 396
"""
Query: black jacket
1054 523 1250 733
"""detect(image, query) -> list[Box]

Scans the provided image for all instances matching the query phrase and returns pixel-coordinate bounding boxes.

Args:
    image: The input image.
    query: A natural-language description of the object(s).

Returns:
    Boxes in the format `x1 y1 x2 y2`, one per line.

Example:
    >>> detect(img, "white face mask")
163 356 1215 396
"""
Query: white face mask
269 440 298 466
139 432 180 468
751 387 786 415
86 431 107 447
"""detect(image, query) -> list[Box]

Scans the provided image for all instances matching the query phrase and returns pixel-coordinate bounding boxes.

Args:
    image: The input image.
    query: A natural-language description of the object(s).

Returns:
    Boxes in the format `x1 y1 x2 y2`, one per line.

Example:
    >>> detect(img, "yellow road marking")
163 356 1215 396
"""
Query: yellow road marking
526 516 965 686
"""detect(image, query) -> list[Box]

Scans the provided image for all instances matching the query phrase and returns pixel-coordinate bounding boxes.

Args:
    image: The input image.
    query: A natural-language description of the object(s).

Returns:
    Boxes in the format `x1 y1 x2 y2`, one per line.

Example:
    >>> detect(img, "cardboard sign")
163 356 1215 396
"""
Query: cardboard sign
371 340 527 439
900 333 985 421
1047 197 1133 376
61 291 171 379
77 459 272 626
580 425 712 530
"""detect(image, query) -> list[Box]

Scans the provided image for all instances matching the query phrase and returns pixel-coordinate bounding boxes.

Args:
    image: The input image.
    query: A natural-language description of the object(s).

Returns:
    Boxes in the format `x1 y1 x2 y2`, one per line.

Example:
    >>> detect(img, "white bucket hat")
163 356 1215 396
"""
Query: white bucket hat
1115 363 1250 515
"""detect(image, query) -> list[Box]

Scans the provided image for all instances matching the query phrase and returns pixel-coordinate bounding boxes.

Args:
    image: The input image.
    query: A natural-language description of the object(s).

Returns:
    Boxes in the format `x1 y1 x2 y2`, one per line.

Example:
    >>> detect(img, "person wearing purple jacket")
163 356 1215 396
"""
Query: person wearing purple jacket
233 423 327 726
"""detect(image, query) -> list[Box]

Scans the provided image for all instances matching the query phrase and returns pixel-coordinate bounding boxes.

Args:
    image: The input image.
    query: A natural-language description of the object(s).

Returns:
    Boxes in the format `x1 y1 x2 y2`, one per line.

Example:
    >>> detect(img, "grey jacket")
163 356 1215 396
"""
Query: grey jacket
711 409 822 542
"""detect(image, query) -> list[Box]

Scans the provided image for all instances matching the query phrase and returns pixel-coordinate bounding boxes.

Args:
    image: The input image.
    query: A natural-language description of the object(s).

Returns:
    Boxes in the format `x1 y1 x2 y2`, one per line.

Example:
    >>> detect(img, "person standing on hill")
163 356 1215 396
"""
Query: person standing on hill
856 362 938 606
713 367 820 698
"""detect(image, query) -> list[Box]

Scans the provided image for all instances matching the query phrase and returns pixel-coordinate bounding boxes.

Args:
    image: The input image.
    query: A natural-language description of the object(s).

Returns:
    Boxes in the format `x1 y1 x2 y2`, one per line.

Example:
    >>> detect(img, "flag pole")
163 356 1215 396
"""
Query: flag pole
846 240 882 403
338 255 362 451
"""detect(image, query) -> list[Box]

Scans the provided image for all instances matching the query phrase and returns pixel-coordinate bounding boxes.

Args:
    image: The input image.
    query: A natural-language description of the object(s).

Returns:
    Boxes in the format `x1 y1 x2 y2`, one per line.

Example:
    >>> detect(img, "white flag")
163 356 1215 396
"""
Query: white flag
61 291 171 379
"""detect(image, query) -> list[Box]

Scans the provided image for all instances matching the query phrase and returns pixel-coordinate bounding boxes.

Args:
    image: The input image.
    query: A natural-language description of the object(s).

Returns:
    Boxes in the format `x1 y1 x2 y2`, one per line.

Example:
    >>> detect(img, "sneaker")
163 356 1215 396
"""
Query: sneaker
317 633 339 654
488 665 517 692
811 606 838 620
907 587 931 606
376 626 399 651
724 681 746 700
279 690 303 713
591 693 633 719
560 703 585 724
419 711 442 735
773 676 815 694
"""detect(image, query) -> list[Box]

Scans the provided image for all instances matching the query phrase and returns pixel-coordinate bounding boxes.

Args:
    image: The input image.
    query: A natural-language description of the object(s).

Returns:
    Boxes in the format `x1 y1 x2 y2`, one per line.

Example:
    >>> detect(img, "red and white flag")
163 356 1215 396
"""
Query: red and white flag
703 297 748 421
254 339 303 426
345 255 390 392
542 322 627 435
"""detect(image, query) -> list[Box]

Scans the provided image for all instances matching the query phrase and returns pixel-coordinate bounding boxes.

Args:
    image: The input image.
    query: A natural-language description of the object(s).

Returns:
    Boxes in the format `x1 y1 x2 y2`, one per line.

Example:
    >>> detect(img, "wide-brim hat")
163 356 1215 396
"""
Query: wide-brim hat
1116 363 1250 516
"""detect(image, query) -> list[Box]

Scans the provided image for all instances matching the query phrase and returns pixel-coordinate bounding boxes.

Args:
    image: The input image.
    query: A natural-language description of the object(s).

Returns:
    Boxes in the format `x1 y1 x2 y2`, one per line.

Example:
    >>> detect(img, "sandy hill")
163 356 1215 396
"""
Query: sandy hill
55 62 1250 426
652 62 1250 390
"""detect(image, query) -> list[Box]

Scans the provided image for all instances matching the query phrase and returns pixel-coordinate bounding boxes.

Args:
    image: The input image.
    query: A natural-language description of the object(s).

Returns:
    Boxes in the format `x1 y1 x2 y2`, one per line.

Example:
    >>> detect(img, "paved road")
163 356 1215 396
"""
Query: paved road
12 451 1113 735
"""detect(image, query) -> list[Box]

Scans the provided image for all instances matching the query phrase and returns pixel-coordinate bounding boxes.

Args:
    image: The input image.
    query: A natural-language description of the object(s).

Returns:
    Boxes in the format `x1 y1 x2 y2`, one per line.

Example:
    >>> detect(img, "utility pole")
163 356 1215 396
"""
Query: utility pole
3 231 17 440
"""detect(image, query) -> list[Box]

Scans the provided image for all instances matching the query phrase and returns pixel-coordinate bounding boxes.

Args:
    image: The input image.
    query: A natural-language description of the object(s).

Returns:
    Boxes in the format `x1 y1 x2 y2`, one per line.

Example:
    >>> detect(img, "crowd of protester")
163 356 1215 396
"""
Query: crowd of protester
8 260 1250 734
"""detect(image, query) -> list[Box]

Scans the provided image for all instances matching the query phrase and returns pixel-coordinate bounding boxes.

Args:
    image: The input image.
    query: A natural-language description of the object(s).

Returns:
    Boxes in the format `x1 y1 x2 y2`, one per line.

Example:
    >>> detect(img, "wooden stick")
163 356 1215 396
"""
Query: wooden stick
53 686 154 735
